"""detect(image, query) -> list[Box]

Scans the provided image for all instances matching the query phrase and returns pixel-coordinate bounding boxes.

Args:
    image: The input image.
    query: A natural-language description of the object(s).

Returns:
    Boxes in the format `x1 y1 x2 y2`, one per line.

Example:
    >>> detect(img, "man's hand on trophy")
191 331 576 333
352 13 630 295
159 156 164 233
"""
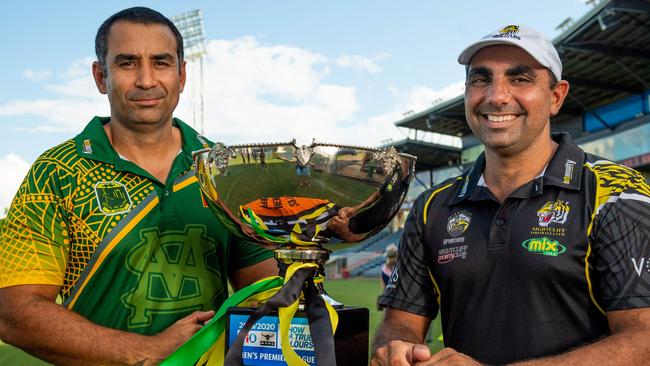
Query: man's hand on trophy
140 310 215 365
327 208 363 242
338 206 356 218
328 208 350 229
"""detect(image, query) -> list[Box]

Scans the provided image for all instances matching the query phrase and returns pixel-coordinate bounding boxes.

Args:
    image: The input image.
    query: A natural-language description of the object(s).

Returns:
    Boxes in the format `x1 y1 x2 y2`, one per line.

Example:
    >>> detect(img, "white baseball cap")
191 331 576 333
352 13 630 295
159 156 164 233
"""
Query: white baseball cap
458 24 562 80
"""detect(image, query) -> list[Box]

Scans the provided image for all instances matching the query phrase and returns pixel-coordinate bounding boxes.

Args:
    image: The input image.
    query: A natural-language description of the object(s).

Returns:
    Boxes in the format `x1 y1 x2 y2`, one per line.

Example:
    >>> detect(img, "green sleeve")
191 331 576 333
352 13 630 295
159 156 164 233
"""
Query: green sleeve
227 235 274 271
0 157 70 288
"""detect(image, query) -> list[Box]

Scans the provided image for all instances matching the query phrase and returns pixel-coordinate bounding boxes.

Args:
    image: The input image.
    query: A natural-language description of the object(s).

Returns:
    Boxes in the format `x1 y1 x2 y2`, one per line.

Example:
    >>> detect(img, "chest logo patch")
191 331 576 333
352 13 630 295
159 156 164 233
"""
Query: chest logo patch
447 211 471 237
122 226 222 329
522 237 566 257
537 200 569 227
94 181 133 215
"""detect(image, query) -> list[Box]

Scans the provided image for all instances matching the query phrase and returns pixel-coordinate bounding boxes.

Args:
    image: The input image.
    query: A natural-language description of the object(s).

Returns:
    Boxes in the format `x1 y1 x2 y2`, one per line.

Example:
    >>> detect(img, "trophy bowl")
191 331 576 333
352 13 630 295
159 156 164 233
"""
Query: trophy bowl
193 139 416 253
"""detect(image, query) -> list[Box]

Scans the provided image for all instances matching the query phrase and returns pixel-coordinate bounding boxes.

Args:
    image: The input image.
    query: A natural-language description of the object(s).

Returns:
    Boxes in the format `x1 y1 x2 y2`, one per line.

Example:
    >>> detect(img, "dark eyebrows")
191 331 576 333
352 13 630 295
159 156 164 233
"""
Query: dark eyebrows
112 53 176 64
505 65 537 78
467 67 491 79
113 53 138 64
152 53 175 63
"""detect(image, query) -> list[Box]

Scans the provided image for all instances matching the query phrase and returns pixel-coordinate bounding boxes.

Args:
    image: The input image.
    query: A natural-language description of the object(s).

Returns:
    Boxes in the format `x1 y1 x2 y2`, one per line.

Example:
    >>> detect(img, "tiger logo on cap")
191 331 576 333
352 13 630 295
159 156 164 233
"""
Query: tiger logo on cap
499 25 520 34
491 25 522 40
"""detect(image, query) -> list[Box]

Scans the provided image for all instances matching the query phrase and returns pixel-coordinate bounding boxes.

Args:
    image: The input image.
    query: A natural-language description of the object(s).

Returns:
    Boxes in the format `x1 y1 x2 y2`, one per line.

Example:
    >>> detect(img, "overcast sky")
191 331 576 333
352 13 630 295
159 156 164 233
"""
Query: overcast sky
0 0 594 214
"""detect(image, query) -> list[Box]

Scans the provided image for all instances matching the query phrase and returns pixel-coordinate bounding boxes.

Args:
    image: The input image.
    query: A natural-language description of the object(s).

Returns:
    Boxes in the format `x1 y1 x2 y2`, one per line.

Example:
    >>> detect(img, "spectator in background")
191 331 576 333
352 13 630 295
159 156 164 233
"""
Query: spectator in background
378 243 398 312
259 148 267 171
381 243 398 290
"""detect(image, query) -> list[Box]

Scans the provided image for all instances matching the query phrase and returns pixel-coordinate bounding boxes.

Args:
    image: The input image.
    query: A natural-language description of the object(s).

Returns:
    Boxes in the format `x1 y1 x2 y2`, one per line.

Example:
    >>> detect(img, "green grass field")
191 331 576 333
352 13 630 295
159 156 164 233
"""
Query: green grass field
0 278 442 365
218 160 376 209
325 278 444 356
0 341 50 366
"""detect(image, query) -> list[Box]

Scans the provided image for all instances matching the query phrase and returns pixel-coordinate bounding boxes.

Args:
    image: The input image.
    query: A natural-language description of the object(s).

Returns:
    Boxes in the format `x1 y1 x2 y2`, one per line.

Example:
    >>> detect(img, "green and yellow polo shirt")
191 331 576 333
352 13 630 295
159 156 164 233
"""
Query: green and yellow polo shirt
0 116 273 334
380 133 650 365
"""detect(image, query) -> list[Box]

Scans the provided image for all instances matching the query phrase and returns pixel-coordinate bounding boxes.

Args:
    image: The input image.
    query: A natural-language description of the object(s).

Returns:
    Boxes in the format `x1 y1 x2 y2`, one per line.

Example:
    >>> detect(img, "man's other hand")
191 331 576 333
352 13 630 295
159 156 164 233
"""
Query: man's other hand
415 347 482 366
142 310 215 365
371 340 431 366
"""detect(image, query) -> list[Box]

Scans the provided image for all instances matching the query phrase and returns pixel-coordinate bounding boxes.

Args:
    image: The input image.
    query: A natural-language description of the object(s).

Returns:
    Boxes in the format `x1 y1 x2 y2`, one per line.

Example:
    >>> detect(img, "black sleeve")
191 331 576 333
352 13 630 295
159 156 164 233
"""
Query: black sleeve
378 192 439 318
590 167 650 311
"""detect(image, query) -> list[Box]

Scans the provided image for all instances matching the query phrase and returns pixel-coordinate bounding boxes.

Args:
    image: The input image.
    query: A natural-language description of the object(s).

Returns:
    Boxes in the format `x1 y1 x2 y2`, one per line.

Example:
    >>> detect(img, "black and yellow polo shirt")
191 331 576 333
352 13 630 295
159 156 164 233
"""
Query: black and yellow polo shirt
0 116 273 334
379 133 650 365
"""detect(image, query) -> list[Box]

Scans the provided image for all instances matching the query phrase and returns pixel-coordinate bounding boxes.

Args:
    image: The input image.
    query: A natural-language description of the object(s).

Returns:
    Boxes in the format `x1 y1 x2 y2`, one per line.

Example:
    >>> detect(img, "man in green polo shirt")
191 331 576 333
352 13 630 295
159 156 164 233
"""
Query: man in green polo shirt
0 7 277 365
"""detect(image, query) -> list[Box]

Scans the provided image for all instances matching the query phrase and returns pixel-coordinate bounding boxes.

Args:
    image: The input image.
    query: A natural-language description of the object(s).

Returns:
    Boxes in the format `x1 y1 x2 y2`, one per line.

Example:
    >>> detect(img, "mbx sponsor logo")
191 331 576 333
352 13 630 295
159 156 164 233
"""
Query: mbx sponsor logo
521 237 566 257
631 258 650 277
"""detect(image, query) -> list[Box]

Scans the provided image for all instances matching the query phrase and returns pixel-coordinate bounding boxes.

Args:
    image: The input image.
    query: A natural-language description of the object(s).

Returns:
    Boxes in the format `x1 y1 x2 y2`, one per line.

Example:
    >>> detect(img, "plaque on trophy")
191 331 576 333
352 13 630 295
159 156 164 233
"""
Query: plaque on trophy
190 139 416 366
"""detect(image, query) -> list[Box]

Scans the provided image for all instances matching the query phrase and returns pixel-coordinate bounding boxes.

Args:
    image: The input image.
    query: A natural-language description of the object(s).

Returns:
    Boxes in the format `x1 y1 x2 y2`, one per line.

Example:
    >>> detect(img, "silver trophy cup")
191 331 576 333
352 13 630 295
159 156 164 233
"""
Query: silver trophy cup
193 139 416 365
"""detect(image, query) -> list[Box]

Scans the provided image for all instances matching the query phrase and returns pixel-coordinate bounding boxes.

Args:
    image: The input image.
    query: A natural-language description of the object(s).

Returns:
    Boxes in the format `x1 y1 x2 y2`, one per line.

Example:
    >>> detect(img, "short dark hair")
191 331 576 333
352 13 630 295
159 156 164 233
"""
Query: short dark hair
547 69 558 89
95 7 184 71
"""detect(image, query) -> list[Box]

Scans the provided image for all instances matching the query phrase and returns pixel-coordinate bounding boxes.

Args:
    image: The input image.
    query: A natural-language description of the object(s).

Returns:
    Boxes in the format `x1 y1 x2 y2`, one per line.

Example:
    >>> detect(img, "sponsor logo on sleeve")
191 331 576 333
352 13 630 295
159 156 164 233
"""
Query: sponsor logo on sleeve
631 257 650 277
521 237 566 257
386 266 398 289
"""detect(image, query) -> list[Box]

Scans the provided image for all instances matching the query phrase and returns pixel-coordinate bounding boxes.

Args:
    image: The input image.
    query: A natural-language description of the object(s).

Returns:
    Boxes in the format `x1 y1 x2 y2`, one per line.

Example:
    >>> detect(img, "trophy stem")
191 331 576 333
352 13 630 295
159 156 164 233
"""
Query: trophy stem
274 247 331 264
274 246 344 308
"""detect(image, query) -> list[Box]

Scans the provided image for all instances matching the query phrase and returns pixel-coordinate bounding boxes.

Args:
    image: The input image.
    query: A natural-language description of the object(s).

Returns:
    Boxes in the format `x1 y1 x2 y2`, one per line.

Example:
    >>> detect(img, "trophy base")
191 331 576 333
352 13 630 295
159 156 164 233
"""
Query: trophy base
226 306 369 366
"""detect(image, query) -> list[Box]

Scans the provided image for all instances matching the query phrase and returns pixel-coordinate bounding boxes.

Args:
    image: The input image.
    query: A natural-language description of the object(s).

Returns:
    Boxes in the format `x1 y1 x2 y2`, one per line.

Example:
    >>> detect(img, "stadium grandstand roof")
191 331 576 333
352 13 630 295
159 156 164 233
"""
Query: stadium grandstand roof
390 138 461 172
395 0 650 138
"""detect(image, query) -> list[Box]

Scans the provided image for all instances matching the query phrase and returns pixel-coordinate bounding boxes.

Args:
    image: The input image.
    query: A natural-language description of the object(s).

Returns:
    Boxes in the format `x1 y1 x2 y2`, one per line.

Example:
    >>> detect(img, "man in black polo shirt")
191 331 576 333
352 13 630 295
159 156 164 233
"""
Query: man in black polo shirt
371 24 650 365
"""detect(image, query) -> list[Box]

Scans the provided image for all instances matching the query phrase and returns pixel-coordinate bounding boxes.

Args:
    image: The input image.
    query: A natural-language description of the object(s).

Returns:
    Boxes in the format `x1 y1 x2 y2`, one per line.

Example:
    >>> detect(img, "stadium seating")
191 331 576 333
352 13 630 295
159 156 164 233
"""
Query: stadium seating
330 228 403 278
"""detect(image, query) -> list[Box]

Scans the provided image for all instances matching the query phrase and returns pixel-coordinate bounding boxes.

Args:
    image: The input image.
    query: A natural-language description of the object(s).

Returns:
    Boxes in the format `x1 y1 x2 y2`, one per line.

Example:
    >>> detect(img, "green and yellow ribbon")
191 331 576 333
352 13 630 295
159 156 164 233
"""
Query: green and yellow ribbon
162 262 338 366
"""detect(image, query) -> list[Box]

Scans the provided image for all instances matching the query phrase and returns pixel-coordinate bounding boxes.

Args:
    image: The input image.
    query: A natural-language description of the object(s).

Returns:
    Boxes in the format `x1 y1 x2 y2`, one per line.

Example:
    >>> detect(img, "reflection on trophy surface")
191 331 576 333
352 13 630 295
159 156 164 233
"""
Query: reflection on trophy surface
192 139 416 365
194 139 416 249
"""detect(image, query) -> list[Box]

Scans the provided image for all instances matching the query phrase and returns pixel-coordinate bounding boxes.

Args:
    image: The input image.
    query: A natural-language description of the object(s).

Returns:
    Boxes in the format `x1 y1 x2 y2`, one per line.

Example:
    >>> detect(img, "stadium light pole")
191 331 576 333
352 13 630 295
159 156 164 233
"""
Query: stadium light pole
171 10 207 134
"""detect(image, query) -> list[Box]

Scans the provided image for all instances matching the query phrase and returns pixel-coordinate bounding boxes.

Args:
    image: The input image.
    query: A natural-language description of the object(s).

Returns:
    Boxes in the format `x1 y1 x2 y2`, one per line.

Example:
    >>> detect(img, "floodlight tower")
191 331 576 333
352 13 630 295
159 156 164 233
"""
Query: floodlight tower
171 10 207 134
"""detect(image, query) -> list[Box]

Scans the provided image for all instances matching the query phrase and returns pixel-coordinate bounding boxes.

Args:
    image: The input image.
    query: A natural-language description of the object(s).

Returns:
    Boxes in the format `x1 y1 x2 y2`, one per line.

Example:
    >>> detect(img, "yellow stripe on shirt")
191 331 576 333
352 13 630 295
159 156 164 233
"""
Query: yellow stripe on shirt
423 179 460 225
173 175 198 192
66 196 160 309
584 163 608 316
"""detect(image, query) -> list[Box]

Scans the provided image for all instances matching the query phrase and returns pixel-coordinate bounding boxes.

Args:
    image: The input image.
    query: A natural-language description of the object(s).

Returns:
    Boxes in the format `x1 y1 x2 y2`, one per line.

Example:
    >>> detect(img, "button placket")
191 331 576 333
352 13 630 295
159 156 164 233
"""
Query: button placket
488 200 514 252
